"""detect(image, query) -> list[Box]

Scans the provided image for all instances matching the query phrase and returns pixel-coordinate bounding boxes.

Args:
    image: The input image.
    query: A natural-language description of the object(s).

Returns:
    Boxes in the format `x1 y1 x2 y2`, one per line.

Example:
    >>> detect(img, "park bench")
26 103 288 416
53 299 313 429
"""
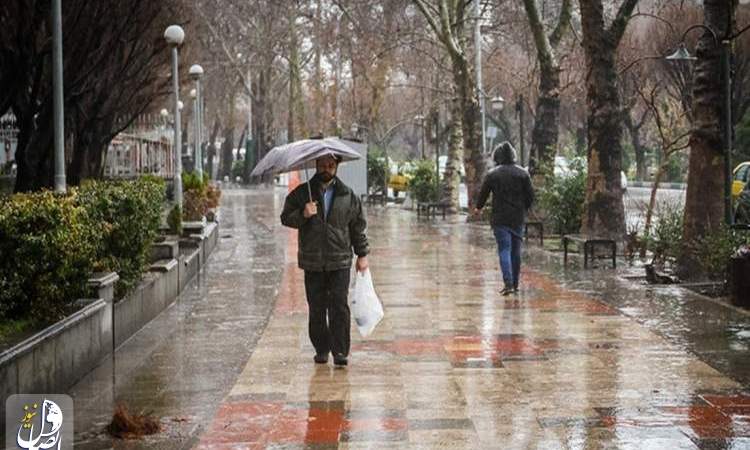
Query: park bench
362 193 386 206
417 202 449 219
525 221 544 246
562 234 616 269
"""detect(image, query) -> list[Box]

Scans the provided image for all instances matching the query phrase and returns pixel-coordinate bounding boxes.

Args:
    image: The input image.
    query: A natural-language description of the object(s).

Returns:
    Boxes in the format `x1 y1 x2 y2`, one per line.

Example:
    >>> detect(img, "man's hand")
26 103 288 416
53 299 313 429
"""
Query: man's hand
356 256 369 273
303 201 318 218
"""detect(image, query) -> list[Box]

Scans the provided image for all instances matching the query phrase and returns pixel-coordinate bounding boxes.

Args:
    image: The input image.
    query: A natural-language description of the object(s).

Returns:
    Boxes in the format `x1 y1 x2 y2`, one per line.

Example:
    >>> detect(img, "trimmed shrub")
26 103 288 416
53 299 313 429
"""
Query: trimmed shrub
642 201 683 265
78 177 165 298
408 160 438 203
692 226 750 282
0 191 100 322
538 157 586 235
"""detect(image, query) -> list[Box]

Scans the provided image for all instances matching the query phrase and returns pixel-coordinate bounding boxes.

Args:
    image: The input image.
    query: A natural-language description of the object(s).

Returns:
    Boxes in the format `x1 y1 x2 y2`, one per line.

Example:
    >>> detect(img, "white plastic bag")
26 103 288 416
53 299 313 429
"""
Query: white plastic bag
351 269 384 337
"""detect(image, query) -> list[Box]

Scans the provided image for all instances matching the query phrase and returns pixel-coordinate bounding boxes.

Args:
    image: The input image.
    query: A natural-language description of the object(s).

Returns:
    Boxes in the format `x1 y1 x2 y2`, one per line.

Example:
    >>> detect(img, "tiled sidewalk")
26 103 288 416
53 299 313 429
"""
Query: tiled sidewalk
197 208 750 449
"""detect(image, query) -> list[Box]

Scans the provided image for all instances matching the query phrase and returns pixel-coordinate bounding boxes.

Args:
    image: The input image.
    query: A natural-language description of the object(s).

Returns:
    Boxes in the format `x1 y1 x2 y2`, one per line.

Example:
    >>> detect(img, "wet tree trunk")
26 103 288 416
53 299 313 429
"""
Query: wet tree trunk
522 0 572 176
623 110 648 181
206 119 220 180
219 126 235 180
14 107 54 192
412 0 485 212
441 101 463 211
579 0 638 238
679 0 737 279
450 54 484 210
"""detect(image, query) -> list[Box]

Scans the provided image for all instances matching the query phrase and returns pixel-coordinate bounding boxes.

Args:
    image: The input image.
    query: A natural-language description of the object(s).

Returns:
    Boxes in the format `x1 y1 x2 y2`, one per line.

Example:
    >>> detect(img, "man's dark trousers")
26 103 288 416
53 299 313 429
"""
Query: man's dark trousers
304 268 351 357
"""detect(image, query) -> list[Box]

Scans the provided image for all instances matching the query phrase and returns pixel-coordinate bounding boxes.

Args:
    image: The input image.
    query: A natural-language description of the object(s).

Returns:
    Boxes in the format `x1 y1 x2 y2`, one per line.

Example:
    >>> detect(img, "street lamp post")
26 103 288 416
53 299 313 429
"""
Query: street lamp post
52 0 65 192
667 25 733 224
516 95 525 168
189 64 204 178
164 25 184 211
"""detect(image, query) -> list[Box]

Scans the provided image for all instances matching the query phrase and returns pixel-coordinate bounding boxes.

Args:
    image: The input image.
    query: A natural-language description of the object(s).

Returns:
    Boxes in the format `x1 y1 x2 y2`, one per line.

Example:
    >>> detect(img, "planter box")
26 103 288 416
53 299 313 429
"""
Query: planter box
0 221 220 418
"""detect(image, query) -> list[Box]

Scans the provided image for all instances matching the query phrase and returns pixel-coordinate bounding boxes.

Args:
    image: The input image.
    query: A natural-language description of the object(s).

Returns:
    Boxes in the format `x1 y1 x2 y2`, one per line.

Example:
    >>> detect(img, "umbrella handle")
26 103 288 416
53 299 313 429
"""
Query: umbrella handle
305 167 313 203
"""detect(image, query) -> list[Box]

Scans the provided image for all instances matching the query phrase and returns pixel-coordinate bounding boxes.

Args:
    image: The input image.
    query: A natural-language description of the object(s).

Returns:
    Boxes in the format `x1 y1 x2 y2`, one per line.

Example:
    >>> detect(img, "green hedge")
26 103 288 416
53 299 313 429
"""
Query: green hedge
538 158 587 235
78 177 165 297
0 192 99 323
0 177 165 323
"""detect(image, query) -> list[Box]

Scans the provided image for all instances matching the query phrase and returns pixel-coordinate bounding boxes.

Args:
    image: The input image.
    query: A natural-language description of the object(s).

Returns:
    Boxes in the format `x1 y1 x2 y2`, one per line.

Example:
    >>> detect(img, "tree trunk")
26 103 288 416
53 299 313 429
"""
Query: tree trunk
679 0 737 278
206 118 220 180
530 68 561 175
522 0 571 176
219 126 235 180
579 0 636 238
450 54 484 210
14 108 54 192
441 101 463 211
624 111 647 181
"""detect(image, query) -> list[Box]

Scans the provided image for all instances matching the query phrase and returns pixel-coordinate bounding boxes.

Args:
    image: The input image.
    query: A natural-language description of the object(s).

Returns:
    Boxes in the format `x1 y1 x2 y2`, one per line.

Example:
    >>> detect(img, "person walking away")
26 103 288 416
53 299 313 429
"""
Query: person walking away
473 142 535 296
280 154 370 366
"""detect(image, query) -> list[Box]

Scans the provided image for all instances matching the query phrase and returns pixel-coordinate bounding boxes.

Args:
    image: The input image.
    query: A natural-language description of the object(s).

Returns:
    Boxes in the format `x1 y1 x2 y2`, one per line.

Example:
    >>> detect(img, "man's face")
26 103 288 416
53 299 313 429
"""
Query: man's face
316 156 338 182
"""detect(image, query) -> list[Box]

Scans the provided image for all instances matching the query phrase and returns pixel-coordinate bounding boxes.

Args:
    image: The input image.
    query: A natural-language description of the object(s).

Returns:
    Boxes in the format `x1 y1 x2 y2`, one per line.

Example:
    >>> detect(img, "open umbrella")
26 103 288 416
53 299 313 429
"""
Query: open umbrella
250 137 362 201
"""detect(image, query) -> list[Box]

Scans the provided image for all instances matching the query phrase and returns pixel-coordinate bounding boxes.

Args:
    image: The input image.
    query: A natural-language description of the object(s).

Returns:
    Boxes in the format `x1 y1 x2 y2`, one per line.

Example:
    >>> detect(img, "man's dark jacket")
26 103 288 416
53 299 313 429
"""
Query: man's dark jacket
476 164 535 230
280 175 369 271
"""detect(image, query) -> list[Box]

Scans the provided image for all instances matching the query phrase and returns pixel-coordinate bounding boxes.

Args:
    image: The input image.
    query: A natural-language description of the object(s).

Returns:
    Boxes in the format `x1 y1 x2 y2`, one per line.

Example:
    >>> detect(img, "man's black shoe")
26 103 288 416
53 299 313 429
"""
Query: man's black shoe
500 287 515 296
314 353 328 364
333 354 348 367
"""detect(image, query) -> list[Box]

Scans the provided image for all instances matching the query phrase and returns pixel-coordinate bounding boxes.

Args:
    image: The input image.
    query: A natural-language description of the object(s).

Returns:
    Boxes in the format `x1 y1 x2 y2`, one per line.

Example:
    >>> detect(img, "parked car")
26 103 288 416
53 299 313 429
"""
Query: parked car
733 161 750 200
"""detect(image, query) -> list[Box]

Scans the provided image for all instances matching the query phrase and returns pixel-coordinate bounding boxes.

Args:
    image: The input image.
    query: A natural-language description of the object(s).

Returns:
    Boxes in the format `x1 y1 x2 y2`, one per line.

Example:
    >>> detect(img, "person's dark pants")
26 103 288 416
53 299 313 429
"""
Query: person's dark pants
304 268 351 357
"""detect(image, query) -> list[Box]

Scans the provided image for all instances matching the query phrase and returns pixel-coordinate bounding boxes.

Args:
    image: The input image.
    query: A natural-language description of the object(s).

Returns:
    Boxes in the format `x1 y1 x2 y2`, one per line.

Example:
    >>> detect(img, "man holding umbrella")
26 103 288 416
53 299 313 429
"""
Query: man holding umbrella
280 153 369 367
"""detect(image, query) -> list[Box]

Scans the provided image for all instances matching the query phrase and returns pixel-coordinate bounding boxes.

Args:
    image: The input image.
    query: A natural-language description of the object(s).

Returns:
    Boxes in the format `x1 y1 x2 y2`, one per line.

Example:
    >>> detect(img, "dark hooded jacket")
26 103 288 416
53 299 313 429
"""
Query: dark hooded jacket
280 174 369 271
475 142 535 230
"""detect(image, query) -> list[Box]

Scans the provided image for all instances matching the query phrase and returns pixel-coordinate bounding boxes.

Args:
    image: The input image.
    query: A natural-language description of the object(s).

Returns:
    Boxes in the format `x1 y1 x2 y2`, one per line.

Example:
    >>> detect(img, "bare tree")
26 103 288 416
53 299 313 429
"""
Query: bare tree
679 0 738 278
578 0 639 238
521 0 573 175
412 0 486 211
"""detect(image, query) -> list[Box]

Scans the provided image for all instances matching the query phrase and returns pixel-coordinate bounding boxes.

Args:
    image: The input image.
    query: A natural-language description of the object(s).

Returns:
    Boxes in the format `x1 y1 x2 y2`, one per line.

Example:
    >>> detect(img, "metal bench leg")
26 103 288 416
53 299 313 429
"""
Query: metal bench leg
612 243 616 268
539 224 544 247
563 238 568 265
584 242 589 269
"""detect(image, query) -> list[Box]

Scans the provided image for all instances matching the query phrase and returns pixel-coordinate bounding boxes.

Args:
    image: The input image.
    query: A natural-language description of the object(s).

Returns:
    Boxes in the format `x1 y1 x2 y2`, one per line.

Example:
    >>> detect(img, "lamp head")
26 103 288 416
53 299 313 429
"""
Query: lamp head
164 25 185 46
666 43 697 61
189 64 204 79
490 95 505 112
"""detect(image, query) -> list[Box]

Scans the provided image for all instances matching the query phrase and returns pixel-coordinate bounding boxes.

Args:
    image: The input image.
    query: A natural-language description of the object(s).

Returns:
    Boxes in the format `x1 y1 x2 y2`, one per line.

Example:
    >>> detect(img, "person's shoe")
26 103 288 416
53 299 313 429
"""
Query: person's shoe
314 353 328 364
333 354 348 367
500 287 515 296
513 286 519 294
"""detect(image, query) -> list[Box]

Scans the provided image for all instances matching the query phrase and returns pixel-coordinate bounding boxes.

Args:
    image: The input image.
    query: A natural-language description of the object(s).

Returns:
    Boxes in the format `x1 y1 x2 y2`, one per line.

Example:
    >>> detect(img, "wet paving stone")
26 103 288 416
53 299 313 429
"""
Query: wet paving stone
60 189 750 448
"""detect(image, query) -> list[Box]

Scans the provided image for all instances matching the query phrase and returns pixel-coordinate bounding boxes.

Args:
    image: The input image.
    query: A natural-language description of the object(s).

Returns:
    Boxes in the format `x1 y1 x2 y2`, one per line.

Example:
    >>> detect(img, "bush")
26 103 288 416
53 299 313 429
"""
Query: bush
0 191 100 323
78 177 165 297
367 148 387 194
231 161 245 181
167 204 182 235
538 157 586 234
408 160 438 203
642 202 684 265
206 184 222 209
692 226 750 281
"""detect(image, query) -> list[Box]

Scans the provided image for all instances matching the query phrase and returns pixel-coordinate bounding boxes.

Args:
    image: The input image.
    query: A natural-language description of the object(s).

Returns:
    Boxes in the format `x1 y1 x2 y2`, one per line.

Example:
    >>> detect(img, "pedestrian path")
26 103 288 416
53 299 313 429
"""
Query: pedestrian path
195 201 750 449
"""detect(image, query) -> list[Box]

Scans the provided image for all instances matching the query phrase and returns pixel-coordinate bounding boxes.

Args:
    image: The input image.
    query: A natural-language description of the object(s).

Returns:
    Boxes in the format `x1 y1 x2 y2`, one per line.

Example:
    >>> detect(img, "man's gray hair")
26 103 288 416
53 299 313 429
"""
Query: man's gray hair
493 141 517 165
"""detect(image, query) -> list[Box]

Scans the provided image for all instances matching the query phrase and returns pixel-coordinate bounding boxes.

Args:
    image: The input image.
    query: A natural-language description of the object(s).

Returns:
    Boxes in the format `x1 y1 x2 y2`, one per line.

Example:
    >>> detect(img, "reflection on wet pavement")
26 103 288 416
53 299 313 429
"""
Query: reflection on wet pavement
195 194 750 449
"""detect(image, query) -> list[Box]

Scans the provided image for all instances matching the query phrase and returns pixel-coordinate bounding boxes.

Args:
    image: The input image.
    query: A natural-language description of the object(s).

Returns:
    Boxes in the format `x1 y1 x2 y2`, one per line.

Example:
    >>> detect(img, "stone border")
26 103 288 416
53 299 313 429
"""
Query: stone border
0 219 219 420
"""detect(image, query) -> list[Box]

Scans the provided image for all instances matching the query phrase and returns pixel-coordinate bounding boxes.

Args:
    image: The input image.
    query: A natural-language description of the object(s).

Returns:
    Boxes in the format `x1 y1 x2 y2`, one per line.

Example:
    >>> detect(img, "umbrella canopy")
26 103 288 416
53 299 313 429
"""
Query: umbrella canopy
250 137 361 178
